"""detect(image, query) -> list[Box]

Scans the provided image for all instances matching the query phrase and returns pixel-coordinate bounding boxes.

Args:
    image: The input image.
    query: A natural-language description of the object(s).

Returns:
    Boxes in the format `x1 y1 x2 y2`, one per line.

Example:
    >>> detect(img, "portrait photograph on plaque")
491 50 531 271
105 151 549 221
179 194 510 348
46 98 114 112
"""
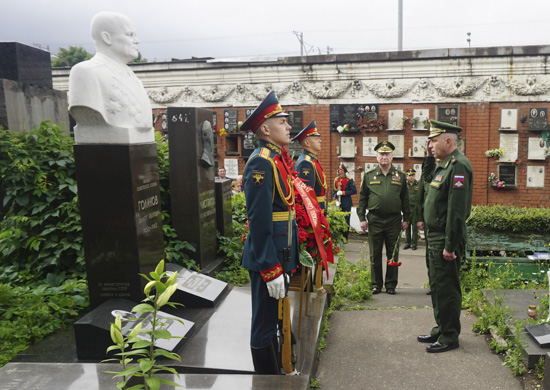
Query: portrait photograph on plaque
330 104 366 132
528 108 548 131
437 106 459 126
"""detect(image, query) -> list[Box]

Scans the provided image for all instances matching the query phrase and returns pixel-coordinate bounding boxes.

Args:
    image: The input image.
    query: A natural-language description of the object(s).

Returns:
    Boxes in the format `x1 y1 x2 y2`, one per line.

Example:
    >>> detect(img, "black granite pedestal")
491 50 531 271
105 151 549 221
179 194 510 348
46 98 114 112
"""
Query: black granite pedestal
214 179 233 238
74 143 164 309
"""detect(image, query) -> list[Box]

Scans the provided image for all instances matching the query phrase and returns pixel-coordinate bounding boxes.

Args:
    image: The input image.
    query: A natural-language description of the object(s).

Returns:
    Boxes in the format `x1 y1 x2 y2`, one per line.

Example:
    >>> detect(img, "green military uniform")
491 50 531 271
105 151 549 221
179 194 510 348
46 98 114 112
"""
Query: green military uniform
423 120 473 349
356 141 410 292
416 165 431 292
405 168 420 249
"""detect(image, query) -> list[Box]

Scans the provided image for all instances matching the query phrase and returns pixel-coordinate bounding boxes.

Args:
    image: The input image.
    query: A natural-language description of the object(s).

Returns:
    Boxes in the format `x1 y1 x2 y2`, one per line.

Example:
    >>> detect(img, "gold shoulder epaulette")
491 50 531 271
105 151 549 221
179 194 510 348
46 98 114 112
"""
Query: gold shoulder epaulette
451 155 457 164
259 147 271 159
366 167 377 173
305 155 312 162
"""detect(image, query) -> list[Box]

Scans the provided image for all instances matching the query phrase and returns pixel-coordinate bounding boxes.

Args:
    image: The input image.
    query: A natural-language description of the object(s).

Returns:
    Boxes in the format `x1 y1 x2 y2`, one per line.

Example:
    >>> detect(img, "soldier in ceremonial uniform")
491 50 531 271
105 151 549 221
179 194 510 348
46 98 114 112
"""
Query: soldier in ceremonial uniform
356 141 410 295
240 91 299 374
404 168 420 250
293 120 328 292
333 163 357 241
293 121 327 212
417 120 473 353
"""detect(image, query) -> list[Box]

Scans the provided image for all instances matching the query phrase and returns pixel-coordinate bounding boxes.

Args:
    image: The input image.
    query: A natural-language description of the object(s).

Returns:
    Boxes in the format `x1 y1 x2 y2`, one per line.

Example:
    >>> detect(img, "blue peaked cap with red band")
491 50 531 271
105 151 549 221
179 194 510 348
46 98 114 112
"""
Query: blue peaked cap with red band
240 91 289 133
291 120 321 143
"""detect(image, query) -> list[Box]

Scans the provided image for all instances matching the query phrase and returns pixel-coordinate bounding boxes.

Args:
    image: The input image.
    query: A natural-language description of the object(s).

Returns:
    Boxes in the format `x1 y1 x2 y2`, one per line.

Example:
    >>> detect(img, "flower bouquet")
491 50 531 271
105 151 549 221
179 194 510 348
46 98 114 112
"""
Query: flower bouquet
387 230 403 267
337 124 350 133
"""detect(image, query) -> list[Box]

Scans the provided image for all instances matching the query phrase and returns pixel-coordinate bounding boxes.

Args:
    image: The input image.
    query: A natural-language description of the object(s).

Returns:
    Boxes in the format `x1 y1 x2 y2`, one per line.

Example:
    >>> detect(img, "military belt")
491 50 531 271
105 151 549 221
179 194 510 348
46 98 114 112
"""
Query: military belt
273 211 296 221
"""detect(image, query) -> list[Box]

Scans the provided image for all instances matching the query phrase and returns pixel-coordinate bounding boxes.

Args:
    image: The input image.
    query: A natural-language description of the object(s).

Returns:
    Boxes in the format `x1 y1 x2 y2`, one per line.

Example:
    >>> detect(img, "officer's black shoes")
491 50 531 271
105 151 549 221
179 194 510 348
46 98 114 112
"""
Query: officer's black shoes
372 287 381 294
426 341 459 353
417 334 438 343
386 288 396 295
412 246 417 250
251 342 280 374
403 244 411 249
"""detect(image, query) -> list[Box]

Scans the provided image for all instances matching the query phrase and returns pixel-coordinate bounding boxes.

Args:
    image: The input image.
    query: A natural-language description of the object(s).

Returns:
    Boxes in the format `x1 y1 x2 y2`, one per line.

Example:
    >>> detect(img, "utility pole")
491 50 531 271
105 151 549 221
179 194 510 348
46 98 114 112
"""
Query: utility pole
397 0 403 51
467 32 471 48
293 31 304 56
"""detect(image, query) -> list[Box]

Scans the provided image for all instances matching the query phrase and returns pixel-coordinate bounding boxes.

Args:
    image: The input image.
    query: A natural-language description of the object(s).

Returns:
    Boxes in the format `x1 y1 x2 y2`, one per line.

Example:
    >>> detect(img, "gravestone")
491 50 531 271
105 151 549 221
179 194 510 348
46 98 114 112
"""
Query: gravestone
168 107 219 271
215 179 233 237
74 298 194 360
528 107 548 130
165 263 229 307
0 42 69 134
74 144 164 308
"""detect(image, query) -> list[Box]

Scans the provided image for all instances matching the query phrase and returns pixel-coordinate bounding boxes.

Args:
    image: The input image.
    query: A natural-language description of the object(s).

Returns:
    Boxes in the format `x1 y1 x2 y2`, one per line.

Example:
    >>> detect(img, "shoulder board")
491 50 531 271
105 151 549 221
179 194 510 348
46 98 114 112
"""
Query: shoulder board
259 148 271 160
305 155 313 162
451 155 458 164
366 167 377 173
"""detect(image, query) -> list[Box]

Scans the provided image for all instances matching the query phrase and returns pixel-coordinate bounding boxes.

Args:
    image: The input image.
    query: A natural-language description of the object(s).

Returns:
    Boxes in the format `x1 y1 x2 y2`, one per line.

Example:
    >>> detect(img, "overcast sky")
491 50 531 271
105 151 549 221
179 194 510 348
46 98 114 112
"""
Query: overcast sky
2 0 550 62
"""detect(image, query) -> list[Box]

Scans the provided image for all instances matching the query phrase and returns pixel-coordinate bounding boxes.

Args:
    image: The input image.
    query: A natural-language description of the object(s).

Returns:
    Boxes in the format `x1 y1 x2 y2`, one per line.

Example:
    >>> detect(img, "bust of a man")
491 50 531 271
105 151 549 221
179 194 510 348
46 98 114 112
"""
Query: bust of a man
68 11 153 144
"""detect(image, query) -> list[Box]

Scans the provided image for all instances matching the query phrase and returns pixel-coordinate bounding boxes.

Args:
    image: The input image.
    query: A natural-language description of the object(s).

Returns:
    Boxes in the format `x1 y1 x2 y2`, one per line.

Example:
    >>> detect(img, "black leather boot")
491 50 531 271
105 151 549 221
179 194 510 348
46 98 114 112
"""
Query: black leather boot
251 341 280 375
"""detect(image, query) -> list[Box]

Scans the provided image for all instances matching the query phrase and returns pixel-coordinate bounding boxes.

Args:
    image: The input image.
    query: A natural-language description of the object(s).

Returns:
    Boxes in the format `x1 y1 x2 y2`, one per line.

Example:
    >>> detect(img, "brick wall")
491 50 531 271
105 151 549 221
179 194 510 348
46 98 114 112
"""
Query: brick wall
157 102 550 209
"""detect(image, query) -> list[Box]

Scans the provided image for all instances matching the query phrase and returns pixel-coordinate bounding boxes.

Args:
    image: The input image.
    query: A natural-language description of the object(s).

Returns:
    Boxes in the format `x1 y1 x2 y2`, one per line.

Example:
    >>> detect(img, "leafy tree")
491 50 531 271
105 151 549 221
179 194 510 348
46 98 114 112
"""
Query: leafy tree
51 46 93 67
131 52 148 63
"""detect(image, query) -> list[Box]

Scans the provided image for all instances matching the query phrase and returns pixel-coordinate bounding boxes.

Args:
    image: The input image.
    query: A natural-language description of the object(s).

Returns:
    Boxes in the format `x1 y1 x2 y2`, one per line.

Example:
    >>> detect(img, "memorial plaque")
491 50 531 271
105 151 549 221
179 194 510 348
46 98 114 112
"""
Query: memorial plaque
343 162 356 183
287 110 303 131
500 108 518 130
387 109 404 130
165 263 229 307
412 136 428 157
498 164 516 187
412 109 430 130
413 163 422 181
223 109 238 133
363 136 378 157
74 144 164 309
437 106 459 126
527 165 545 187
241 131 255 158
526 323 550 348
527 137 547 160
499 133 518 162
364 162 377 173
329 104 361 132
224 158 239 179
393 163 404 172
74 298 194 360
528 108 547 131
388 134 404 158
168 107 218 270
339 136 355 158
214 179 233 238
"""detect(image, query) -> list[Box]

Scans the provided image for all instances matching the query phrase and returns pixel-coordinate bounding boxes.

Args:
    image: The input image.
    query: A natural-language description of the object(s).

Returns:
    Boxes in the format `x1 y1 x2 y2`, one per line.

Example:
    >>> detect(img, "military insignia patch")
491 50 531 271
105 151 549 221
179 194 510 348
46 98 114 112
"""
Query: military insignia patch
252 170 265 186
302 168 311 176
453 175 465 188
435 175 443 182
391 175 401 182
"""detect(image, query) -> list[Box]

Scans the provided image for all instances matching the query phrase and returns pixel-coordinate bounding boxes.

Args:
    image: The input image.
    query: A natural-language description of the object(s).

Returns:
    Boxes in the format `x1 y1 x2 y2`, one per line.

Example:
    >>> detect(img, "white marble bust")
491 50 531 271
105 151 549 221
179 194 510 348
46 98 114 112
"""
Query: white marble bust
68 11 154 144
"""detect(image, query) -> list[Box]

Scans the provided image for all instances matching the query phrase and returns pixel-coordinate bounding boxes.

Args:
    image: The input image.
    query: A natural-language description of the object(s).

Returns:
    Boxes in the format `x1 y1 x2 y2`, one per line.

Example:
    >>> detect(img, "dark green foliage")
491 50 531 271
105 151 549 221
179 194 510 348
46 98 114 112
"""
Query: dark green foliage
51 46 93 67
0 122 84 280
467 205 550 233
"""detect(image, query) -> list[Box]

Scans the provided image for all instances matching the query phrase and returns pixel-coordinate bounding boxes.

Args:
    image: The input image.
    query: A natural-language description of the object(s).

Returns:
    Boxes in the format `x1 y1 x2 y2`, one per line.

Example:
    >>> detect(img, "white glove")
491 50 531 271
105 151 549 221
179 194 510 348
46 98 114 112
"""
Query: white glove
266 274 285 299
335 201 341 207
336 191 343 196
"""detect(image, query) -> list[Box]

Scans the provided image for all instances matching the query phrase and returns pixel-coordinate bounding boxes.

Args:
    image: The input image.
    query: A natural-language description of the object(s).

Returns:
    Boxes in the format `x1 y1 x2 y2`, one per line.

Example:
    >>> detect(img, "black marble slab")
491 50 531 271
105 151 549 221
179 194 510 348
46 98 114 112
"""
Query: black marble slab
74 143 164 309
74 298 195 360
0 363 310 390
0 42 52 88
12 286 325 378
165 263 228 308
214 179 233 238
167 107 218 270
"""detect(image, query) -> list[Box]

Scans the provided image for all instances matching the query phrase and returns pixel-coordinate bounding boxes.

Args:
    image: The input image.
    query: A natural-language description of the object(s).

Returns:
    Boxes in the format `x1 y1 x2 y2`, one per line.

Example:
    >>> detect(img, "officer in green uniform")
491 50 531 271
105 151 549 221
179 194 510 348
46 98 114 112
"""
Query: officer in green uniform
356 140 410 295
404 168 420 250
417 120 473 353
416 162 433 295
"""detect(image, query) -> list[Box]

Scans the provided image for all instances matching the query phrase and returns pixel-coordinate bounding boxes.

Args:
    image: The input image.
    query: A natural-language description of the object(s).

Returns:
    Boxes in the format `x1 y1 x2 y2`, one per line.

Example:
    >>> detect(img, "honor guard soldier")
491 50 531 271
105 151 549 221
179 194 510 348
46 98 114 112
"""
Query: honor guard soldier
293 120 328 292
293 121 327 212
404 168 420 250
240 91 299 374
356 140 410 295
333 163 357 240
417 120 473 353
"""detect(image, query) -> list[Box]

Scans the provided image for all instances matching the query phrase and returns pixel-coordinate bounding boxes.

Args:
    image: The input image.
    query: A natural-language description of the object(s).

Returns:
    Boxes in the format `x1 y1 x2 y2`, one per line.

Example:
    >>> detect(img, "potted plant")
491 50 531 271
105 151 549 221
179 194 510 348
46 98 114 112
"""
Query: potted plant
488 172 505 188
485 149 504 159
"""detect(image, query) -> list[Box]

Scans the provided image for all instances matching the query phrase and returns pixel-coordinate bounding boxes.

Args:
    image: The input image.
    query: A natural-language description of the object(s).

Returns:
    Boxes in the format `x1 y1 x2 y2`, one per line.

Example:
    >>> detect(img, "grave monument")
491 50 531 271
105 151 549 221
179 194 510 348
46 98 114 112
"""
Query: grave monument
69 11 163 309
0 42 69 134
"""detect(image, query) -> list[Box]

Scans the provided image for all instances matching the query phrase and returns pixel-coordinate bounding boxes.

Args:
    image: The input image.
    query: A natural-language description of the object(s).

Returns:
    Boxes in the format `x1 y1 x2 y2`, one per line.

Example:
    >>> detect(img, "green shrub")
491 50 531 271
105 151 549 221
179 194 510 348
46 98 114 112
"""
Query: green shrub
467 205 550 233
